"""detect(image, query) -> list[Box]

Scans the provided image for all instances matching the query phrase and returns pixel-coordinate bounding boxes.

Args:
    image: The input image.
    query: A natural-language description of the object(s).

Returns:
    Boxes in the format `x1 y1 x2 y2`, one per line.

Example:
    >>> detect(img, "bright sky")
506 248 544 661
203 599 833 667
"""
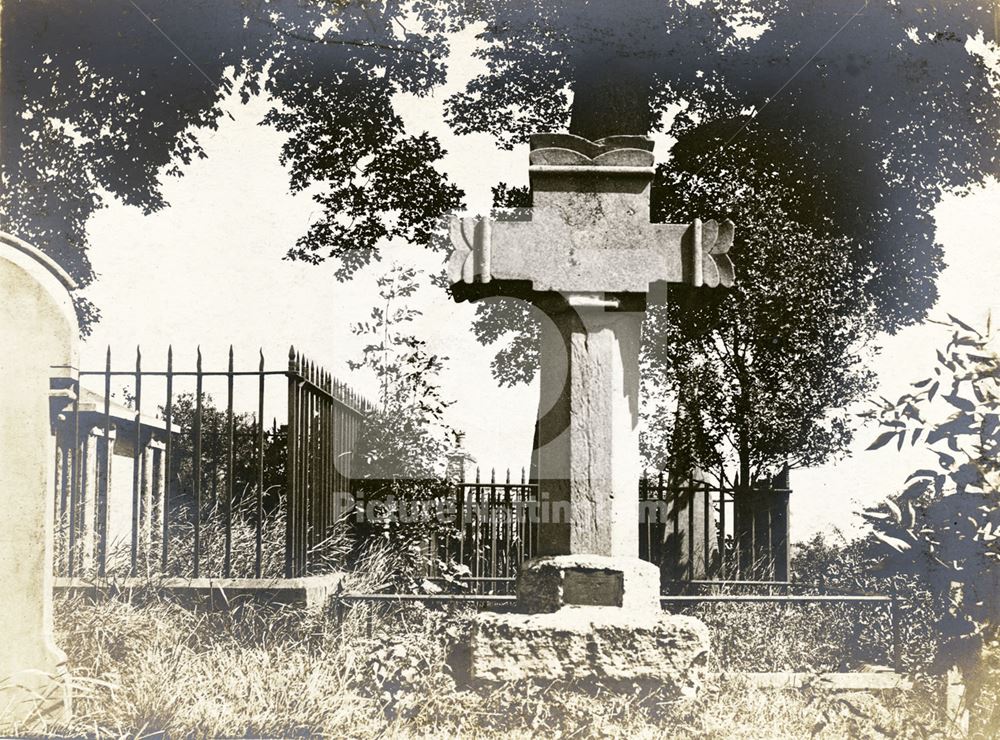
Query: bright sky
79 26 1000 544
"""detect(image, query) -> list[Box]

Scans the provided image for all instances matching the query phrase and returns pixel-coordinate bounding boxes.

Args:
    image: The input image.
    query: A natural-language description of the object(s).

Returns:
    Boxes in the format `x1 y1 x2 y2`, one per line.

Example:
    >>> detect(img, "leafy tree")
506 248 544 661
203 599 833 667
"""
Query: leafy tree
7 2 998 329
348 263 457 566
863 316 1000 721
165 392 286 513
641 165 880 485
1 0 463 329
450 0 1000 331
6 1 999 477
454 1 999 478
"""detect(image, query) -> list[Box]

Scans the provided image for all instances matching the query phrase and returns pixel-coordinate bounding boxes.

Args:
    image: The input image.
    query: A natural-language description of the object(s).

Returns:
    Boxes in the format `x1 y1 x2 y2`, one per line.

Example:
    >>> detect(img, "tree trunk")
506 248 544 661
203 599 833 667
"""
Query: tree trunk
568 54 653 141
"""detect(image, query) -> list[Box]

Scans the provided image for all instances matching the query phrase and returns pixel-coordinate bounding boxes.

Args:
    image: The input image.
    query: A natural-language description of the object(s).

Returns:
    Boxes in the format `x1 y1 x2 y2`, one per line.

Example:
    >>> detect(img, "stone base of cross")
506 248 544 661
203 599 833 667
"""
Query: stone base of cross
447 134 733 688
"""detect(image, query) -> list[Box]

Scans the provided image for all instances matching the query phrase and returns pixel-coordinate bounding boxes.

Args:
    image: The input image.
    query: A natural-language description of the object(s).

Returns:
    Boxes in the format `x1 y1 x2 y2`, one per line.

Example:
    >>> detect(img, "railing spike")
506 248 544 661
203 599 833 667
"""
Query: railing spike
288 345 295 361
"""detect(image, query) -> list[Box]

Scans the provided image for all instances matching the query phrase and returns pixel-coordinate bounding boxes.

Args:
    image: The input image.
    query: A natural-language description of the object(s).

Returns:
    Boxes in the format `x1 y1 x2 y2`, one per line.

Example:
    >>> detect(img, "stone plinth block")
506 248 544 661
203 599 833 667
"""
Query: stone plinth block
516 555 660 613
460 607 709 693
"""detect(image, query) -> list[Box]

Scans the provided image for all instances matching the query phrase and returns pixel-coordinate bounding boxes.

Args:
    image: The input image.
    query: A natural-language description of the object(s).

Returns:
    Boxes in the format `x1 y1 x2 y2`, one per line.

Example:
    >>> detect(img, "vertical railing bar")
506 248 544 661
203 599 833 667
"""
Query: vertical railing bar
316 369 324 561
522 467 531 560
312 365 320 560
306 362 316 572
298 361 315 576
330 383 337 527
457 469 466 569
162 346 173 572
300 358 310 575
295 352 309 577
703 483 711 578
298 355 306 576
224 346 235 578
489 468 497 582
309 364 317 565
299 355 306 575
130 346 143 575
98 346 112 577
319 371 327 557
719 466 727 581
298 356 306 577
285 347 297 578
504 468 512 584
318 372 325 548
324 372 332 547
687 471 695 582
301 356 309 575
67 373 81 577
256 350 265 578
316 372 322 552
474 467 481 580
193 347 203 578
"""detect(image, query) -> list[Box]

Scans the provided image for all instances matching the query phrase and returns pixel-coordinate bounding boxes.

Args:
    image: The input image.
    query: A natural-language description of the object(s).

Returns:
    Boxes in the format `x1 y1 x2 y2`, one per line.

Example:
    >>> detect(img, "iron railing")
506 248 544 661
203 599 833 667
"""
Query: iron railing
640 468 792 583
51 345 368 579
361 467 793 593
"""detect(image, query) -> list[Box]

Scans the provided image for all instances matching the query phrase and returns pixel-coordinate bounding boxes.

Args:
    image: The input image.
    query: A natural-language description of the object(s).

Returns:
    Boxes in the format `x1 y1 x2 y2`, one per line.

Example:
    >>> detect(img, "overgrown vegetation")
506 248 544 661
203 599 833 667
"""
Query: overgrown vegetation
349 264 459 574
862 315 1000 727
55 486 348 580
14 541 955 738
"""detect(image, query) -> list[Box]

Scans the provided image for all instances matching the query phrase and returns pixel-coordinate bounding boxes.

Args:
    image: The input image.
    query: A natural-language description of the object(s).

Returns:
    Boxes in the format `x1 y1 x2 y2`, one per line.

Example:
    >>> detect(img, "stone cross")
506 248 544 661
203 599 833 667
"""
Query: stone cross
0 232 74 726
448 133 734 562
448 135 732 686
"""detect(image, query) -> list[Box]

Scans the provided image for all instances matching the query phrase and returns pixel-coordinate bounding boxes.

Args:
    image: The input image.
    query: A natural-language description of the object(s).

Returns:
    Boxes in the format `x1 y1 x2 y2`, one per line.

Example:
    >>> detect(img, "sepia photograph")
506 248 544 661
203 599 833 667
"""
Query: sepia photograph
1 1 999 736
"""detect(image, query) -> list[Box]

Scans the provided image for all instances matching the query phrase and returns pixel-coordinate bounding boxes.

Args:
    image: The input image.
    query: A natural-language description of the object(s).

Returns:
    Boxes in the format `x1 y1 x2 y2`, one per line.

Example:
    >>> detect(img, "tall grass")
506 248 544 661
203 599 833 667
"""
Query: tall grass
32 525 989 737
8 540 960 738
58 487 350 581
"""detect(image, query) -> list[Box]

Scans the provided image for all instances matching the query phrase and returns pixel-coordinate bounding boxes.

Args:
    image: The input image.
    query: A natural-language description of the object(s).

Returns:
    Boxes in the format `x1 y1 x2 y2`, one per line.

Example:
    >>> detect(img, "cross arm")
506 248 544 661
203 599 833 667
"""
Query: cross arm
447 215 735 297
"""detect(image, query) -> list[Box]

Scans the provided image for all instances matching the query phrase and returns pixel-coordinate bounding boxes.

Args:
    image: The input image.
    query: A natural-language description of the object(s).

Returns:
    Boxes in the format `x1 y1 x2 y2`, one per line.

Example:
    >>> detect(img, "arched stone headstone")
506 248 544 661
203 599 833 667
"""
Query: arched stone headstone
0 232 74 727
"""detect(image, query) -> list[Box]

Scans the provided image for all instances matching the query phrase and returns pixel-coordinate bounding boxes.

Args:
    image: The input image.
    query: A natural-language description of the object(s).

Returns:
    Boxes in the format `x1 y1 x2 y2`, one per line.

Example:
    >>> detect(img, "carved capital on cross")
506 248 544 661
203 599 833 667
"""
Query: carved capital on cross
447 133 735 302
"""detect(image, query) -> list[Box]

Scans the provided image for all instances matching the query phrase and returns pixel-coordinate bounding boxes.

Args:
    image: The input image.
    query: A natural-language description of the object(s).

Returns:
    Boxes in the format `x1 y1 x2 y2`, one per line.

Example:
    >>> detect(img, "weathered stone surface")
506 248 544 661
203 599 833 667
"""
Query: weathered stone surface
535 303 644 557
463 607 709 691
0 232 74 727
517 555 660 614
448 135 735 296
444 135 727 693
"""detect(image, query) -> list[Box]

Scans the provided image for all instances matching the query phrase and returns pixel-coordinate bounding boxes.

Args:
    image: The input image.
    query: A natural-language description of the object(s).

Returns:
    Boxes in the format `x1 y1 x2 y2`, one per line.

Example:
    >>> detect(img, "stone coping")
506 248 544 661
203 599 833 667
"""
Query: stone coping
0 230 76 290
